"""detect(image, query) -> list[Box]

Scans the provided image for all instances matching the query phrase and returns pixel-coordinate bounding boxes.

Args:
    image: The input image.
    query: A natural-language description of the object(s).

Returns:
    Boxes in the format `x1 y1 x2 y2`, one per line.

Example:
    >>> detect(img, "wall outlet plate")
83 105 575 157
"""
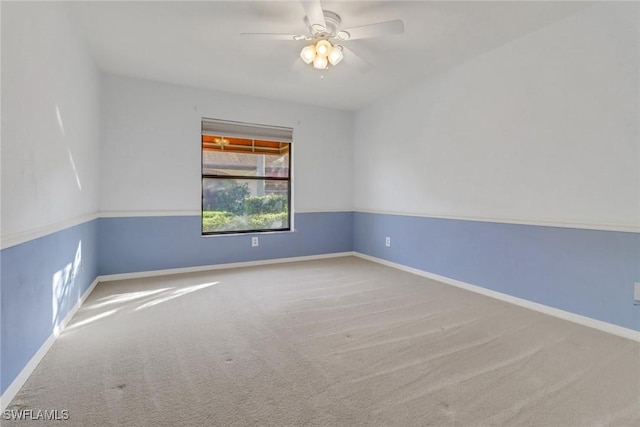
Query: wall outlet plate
385 237 391 247
252 237 259 247
634 282 640 302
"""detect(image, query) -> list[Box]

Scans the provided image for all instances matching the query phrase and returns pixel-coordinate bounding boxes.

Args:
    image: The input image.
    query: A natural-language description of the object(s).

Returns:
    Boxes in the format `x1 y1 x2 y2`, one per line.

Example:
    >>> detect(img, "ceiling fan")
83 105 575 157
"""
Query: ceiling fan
241 0 405 73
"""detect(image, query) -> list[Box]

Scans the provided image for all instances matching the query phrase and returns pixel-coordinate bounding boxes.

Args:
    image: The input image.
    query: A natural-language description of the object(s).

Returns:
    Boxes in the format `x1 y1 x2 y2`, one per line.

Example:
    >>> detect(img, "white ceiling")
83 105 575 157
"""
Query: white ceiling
72 1 593 111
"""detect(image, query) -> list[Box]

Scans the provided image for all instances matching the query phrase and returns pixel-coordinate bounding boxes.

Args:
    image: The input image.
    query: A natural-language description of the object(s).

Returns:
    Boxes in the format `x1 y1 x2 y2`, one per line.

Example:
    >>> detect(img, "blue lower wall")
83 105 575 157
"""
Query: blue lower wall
97 212 354 276
3 210 638 397
1 220 99 395
1 211 352 396
354 212 640 331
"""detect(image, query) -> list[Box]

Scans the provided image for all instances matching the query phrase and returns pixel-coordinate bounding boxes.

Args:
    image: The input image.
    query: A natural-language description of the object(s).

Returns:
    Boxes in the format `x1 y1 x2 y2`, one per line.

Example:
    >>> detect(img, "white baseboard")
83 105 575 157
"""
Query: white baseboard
354 253 640 343
4 250 634 411
0 252 354 411
97 252 356 282
1 252 354 410
0 277 101 411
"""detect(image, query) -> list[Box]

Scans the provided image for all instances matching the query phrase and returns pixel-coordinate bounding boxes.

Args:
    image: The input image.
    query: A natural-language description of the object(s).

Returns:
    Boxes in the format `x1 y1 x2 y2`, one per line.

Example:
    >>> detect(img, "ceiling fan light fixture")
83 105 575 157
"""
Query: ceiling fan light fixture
328 45 343 65
300 44 316 64
241 4 405 75
315 39 332 57
313 55 328 70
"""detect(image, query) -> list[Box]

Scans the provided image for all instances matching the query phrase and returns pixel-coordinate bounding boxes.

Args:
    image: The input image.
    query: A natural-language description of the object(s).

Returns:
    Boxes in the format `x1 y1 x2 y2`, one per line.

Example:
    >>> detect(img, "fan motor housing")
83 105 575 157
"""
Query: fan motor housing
305 10 341 36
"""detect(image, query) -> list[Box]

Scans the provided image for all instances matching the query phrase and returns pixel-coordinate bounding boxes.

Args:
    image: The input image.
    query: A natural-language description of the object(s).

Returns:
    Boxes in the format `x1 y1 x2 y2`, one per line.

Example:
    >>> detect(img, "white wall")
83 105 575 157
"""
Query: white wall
100 74 353 214
353 2 639 231
1 2 101 242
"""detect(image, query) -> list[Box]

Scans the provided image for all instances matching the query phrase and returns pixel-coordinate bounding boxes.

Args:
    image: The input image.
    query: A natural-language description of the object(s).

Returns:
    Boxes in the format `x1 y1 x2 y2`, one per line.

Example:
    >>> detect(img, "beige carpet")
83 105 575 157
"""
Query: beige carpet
5 257 640 426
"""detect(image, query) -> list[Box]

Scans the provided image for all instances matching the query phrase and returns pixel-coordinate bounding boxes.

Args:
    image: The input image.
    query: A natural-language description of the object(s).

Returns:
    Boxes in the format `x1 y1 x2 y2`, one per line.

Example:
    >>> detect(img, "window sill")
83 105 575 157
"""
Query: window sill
200 229 296 238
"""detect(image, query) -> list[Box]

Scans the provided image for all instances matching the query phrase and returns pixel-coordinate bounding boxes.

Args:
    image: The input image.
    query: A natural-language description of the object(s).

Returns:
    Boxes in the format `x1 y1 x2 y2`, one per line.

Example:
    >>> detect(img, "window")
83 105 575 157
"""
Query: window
201 119 292 235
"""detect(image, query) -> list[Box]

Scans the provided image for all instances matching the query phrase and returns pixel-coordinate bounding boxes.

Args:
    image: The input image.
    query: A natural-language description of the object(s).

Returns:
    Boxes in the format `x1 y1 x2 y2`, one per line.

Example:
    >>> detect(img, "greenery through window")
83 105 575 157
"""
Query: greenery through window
201 119 292 234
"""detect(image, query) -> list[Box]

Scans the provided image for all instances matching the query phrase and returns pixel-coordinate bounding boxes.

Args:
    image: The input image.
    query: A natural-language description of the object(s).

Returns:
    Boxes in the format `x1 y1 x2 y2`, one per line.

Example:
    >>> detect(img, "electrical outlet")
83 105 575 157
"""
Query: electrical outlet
385 237 391 247
634 282 640 303
252 237 259 247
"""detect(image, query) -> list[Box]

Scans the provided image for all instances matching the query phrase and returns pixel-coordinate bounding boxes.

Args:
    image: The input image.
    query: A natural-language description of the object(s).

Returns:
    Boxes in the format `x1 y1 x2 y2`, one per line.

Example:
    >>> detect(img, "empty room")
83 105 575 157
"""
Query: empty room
1 0 639 425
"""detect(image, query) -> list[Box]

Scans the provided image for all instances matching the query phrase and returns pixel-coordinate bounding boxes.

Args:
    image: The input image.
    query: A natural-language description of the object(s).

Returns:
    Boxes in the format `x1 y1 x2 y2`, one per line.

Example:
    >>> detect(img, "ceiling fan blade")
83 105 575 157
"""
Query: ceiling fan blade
240 33 301 41
341 20 405 40
290 58 307 72
341 46 372 73
300 0 326 32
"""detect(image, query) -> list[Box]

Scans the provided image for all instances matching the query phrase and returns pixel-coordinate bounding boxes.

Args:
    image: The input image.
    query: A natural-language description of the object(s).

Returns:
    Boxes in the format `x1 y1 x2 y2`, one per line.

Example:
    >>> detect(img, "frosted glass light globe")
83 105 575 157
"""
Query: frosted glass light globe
328 46 343 66
313 55 328 70
300 45 316 64
315 40 332 57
